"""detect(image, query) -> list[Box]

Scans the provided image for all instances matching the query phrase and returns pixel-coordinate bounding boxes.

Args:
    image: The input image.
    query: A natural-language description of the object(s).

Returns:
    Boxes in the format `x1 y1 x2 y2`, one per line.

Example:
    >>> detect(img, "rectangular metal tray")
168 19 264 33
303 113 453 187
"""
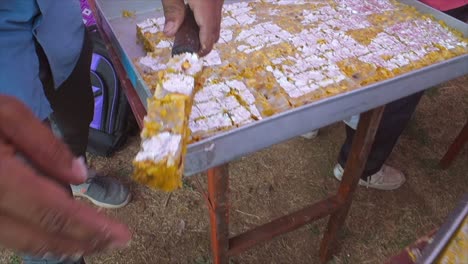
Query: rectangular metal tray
93 0 468 176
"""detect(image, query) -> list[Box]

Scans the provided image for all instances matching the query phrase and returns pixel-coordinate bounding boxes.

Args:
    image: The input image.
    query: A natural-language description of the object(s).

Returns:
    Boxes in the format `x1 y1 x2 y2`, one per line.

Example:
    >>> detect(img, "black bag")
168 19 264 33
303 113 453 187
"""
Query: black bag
86 26 131 156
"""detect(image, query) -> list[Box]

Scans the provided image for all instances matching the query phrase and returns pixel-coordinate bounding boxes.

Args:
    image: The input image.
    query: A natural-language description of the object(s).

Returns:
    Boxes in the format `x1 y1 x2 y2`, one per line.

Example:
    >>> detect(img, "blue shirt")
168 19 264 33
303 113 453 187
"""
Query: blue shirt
0 1 85 120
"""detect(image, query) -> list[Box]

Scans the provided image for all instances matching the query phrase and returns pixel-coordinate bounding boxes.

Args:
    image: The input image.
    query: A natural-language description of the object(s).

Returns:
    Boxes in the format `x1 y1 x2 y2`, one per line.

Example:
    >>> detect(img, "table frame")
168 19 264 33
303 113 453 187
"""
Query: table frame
205 107 385 263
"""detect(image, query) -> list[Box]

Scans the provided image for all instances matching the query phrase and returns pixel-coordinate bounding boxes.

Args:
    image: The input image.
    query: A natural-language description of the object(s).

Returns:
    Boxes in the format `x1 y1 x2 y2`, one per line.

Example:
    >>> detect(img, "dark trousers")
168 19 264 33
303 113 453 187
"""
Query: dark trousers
337 6 466 180
37 30 94 159
445 4 468 22
23 30 93 264
338 92 424 179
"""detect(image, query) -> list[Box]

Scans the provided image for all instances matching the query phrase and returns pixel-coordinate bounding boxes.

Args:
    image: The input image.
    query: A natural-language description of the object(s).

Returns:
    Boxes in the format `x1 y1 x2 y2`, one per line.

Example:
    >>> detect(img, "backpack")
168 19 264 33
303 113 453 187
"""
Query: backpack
86 25 132 156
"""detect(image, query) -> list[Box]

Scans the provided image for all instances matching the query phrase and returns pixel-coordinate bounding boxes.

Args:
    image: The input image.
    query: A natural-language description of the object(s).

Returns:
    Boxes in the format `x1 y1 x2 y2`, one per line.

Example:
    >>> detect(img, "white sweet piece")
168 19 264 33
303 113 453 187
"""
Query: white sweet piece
276 0 307 5
191 113 232 134
220 29 233 43
221 17 239 28
244 46 263 54
249 105 262 119
299 83 320 94
218 96 241 111
332 74 346 83
197 100 223 117
135 132 182 166
189 119 208 134
237 45 249 52
270 59 284 66
308 71 325 81
139 55 166 72
206 113 232 130
203 50 222 66
156 40 172 49
225 80 257 105
137 17 165 34
194 88 212 103
190 107 203 120
239 90 256 105
230 106 252 124
162 74 195 96
287 89 305 98
236 13 256 26
318 79 335 88
226 80 246 91
236 22 291 52
230 3 251 16
167 53 203 75
137 18 157 29
203 85 226 99
389 54 410 67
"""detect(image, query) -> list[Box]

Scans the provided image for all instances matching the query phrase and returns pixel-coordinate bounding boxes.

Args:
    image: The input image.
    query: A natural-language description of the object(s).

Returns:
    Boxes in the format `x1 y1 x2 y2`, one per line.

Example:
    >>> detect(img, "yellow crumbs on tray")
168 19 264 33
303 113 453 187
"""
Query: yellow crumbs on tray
122 10 135 18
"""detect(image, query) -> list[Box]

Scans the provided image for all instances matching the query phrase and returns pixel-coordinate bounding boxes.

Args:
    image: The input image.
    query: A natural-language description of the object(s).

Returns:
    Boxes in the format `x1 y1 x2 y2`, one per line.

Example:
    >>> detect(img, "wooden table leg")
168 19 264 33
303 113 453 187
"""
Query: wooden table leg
319 106 385 263
440 121 468 169
207 165 230 264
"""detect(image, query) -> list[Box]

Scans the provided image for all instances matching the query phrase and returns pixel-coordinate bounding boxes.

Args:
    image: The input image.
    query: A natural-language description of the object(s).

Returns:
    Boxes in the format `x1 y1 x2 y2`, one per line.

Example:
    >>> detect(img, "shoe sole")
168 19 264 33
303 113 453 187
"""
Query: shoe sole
73 191 132 209
333 164 405 191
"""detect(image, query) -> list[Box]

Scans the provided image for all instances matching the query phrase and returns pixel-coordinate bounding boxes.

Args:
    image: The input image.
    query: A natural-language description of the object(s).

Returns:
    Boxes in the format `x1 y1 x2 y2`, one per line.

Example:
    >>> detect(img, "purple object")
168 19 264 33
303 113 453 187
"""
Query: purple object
90 52 120 133
80 0 96 27
81 0 120 134
90 74 104 130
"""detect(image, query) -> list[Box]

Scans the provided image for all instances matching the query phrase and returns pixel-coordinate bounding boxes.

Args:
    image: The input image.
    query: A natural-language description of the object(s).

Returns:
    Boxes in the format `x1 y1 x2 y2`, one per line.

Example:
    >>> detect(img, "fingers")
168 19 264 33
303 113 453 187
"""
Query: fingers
162 0 223 56
162 0 186 36
0 95 87 184
0 214 89 258
188 0 223 56
0 156 131 254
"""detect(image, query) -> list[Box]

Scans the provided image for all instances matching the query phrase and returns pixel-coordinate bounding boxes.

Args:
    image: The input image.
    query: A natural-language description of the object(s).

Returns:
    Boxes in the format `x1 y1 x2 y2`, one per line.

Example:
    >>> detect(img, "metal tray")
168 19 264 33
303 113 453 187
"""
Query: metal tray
92 0 468 176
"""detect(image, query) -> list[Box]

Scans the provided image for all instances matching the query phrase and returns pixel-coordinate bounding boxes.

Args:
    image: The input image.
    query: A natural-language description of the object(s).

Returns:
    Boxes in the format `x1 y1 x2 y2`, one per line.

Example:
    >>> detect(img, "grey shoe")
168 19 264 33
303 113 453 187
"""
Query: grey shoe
71 170 131 209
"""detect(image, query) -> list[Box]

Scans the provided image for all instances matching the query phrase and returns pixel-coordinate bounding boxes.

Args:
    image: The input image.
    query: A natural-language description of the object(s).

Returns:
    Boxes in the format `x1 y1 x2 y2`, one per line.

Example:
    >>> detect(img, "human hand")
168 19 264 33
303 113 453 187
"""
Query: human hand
0 95 131 260
162 0 224 56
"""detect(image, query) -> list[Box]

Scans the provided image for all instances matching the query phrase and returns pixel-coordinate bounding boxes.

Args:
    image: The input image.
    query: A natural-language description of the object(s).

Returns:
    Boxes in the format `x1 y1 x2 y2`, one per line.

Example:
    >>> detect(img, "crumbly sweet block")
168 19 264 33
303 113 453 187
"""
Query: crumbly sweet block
136 0 468 143
189 78 263 141
133 53 203 192
136 17 171 52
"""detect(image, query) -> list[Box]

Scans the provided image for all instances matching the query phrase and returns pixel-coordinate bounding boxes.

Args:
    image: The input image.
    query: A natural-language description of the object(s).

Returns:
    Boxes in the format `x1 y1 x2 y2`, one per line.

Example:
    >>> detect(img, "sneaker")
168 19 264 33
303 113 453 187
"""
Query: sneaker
71 170 131 209
333 163 406 190
301 130 319 139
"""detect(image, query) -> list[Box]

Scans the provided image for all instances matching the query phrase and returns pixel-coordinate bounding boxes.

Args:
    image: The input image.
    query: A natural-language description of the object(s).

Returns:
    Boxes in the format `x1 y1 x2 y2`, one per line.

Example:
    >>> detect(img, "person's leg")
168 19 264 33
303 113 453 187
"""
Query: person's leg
336 91 424 183
444 4 468 22
38 29 130 210
21 34 86 264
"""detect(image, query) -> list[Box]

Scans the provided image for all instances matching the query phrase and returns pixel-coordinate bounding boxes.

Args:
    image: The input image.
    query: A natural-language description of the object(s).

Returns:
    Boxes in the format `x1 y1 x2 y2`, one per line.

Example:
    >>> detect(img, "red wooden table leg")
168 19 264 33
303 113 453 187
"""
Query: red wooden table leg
440 121 468 169
207 165 230 264
319 107 385 263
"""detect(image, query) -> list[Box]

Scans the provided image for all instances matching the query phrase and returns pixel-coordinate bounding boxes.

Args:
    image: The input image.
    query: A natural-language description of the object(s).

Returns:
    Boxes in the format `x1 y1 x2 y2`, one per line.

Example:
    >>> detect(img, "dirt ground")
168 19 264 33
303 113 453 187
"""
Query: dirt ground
1 75 467 264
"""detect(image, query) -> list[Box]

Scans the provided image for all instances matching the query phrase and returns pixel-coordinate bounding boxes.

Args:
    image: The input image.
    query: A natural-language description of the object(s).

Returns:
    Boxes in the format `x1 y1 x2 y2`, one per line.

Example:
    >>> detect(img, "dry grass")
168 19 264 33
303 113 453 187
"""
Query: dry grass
1 75 467 264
